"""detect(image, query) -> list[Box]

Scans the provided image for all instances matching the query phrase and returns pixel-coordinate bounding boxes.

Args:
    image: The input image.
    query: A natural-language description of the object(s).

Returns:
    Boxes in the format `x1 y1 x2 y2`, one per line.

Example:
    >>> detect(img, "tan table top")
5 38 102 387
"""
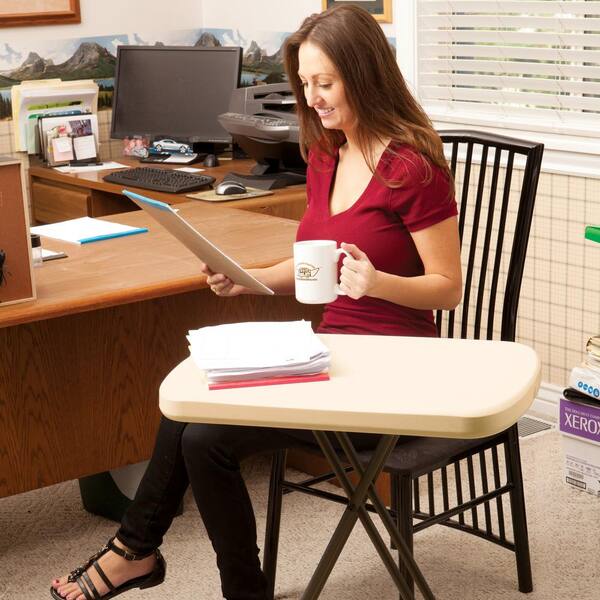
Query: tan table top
160 334 541 438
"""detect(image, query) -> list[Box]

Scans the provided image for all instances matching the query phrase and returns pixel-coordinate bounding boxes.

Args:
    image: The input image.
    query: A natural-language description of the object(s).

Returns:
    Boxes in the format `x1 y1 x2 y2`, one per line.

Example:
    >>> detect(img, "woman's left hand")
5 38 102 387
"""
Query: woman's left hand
339 242 379 300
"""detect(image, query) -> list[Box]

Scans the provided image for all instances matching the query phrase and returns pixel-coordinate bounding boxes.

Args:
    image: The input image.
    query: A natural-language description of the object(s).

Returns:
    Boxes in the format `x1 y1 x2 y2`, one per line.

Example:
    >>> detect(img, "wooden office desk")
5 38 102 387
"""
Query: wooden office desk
28 157 307 224
0 203 321 498
160 334 541 600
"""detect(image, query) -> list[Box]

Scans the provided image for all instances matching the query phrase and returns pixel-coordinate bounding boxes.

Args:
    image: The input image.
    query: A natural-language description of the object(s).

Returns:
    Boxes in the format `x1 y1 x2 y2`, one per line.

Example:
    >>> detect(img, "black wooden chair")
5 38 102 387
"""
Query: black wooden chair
262 130 544 599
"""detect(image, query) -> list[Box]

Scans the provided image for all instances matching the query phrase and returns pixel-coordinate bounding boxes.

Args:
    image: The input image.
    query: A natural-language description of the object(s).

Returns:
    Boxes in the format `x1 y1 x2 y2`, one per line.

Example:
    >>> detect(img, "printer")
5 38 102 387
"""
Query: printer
218 83 305 189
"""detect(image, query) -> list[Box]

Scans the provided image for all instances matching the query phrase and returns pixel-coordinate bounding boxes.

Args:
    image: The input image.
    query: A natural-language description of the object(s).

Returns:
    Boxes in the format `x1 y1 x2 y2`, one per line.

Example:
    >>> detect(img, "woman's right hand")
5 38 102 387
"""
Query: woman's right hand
199 262 248 297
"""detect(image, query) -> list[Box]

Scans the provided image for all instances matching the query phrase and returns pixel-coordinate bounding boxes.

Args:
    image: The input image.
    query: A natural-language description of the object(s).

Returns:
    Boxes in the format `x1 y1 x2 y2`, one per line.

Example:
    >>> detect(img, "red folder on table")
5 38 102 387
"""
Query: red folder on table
208 372 330 391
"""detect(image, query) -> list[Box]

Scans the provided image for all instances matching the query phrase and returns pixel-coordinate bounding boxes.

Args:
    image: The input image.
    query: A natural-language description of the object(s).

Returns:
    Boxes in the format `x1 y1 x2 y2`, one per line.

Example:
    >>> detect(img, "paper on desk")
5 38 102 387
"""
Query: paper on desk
51 137 74 162
41 248 67 260
163 153 198 164
73 135 97 160
187 320 329 371
54 161 128 173
31 216 148 245
176 166 205 173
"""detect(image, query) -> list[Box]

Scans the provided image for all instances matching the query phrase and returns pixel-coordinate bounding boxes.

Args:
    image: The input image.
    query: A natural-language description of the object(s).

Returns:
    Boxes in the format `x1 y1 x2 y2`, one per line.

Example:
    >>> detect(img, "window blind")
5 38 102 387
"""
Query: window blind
417 1 600 136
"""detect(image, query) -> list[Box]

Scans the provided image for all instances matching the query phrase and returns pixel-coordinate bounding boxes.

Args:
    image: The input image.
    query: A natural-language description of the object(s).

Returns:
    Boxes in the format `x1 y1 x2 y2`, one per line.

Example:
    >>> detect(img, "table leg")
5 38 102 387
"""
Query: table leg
336 433 435 600
299 432 435 600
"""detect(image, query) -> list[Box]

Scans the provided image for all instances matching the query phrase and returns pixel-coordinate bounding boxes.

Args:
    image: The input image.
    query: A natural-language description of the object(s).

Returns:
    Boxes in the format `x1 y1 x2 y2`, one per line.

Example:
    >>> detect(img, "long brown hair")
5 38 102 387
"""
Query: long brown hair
283 4 450 183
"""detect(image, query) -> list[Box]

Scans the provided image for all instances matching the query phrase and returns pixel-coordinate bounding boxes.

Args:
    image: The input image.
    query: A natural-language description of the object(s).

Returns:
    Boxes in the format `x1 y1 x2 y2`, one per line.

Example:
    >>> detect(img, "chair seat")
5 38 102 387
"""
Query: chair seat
291 432 504 478
357 433 503 476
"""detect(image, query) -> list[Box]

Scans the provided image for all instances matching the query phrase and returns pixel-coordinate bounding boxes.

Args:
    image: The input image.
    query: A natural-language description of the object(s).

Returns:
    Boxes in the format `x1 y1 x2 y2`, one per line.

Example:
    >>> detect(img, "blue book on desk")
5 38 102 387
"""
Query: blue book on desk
31 217 148 245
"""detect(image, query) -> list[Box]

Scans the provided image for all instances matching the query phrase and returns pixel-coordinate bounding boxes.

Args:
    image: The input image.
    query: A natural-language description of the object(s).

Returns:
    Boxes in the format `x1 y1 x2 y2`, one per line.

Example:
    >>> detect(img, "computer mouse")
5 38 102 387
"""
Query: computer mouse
215 181 247 196
203 154 219 168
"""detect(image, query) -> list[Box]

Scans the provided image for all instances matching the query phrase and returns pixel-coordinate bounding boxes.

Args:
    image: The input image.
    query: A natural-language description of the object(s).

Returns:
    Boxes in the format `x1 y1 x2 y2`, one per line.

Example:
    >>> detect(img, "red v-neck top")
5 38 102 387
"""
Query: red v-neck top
296 143 458 336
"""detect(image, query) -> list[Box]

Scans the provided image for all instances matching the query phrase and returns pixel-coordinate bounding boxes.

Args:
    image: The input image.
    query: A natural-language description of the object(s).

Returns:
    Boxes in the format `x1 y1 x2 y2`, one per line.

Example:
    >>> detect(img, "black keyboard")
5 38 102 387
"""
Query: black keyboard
104 167 215 194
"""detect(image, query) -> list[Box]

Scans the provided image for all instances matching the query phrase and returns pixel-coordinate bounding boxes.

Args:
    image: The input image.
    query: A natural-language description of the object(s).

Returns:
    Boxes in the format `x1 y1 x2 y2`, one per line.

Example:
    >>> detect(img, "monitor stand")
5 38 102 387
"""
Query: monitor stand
141 152 207 165
223 159 306 190
162 152 207 165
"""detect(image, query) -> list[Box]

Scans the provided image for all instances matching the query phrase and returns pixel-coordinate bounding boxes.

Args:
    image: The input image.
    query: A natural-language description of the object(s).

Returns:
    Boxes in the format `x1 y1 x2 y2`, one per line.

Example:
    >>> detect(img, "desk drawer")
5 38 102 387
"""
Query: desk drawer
241 198 306 221
31 180 90 224
89 189 138 217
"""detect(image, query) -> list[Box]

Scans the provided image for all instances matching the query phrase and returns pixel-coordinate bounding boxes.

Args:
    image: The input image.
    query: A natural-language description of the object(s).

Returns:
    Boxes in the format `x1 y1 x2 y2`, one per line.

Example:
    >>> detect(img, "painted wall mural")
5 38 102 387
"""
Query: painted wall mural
0 28 395 120
0 34 126 118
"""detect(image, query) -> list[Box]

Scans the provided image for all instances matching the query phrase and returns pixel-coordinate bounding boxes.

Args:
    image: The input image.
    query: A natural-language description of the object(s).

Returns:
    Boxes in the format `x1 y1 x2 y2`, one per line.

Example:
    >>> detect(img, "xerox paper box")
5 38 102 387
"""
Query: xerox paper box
559 398 600 496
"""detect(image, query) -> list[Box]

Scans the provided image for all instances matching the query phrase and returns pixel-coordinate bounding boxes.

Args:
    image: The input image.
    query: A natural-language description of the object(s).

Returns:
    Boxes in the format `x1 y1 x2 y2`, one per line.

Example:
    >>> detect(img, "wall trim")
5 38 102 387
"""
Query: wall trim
530 381 562 422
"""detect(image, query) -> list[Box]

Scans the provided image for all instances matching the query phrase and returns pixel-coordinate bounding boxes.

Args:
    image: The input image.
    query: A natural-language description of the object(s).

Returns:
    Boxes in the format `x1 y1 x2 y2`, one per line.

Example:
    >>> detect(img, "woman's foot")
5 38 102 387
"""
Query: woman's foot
51 538 157 600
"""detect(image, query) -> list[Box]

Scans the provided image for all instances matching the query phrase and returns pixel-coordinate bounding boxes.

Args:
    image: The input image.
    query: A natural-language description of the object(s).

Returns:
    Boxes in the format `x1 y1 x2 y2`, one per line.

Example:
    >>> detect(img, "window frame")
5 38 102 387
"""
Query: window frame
396 0 600 178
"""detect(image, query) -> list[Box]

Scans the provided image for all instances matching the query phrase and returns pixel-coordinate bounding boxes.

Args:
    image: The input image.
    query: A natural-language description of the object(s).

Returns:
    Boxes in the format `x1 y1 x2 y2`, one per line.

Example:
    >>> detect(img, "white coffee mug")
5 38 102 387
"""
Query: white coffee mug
293 240 350 304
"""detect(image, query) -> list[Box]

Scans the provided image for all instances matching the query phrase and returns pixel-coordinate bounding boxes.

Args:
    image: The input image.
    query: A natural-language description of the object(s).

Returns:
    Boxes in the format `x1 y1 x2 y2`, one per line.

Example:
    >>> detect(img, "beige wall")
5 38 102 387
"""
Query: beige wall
0 0 202 44
451 157 600 388
519 171 599 385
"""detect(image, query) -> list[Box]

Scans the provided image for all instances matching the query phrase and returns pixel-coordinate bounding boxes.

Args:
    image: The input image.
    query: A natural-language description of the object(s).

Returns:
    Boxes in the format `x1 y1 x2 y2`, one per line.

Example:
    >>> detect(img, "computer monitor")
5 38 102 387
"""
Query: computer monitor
110 45 242 152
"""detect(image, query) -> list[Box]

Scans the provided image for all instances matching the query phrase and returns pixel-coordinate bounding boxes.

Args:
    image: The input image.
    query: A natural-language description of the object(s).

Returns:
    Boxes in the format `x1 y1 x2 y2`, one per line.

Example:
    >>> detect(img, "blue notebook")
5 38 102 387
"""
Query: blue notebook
31 216 148 245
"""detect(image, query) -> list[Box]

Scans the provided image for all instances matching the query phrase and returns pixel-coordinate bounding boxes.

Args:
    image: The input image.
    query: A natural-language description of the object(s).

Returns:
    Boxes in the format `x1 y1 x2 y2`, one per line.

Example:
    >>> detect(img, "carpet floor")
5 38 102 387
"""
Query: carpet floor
1 430 598 599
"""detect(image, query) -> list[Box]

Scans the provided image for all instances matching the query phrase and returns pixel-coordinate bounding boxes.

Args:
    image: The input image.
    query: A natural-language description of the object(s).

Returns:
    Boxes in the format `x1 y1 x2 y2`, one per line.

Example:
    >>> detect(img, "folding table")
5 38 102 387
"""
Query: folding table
160 334 541 599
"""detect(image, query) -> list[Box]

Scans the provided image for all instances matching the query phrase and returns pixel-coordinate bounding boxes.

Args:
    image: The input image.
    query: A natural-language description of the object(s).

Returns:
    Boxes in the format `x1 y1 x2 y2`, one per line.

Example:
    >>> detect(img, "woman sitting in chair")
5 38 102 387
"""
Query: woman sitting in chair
51 5 461 600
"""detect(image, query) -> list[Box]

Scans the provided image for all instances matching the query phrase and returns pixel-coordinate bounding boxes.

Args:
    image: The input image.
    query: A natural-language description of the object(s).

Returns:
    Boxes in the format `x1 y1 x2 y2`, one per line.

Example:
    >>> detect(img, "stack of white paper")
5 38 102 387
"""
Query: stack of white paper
188 320 330 383
54 161 129 174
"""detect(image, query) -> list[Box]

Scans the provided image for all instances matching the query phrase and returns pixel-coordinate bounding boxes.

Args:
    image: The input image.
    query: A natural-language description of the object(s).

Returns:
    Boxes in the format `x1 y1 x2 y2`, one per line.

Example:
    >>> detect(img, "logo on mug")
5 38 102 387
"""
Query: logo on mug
296 262 320 281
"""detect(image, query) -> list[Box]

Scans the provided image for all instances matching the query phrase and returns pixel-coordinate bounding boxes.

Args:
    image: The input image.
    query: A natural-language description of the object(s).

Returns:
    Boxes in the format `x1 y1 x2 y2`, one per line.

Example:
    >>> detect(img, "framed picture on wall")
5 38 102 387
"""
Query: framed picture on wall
0 0 81 28
322 0 392 23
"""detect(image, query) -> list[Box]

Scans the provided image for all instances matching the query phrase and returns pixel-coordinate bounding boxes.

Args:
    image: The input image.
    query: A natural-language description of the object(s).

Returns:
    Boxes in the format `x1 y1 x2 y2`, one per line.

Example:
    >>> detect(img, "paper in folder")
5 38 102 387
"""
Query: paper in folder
187 320 330 389
12 79 98 152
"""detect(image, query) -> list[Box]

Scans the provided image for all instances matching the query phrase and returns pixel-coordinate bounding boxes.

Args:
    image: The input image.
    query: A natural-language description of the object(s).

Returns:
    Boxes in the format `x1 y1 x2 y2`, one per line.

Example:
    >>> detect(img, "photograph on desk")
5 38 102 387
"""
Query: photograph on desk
39 113 99 165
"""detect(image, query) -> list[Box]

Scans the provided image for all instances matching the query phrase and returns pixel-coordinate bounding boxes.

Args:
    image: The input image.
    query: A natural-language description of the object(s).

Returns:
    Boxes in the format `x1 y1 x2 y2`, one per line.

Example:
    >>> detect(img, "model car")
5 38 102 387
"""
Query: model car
151 139 192 154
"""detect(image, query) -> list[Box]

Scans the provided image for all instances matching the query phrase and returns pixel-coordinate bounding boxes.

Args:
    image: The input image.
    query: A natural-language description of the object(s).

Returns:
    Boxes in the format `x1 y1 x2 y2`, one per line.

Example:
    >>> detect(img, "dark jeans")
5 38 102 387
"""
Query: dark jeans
116 416 383 600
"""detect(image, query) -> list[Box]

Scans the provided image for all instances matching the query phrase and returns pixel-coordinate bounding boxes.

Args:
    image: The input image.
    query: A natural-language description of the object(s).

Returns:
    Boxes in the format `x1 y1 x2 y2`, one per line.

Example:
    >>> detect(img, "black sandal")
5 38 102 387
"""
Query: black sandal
50 537 166 600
